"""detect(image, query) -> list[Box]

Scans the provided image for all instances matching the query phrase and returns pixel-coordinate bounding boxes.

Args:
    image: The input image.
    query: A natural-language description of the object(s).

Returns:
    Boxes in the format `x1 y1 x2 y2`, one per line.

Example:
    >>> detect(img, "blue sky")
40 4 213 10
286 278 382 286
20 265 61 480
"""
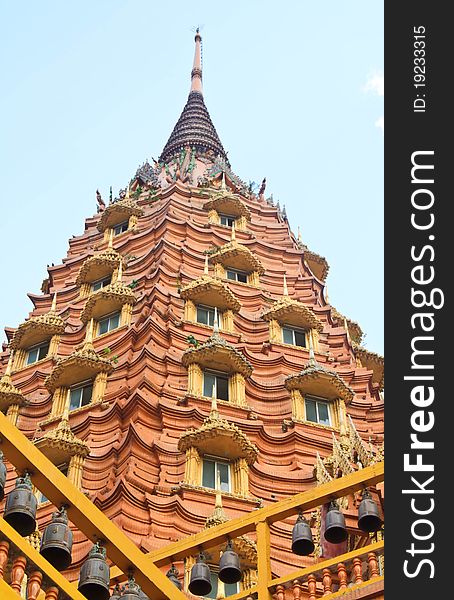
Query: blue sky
0 1 383 354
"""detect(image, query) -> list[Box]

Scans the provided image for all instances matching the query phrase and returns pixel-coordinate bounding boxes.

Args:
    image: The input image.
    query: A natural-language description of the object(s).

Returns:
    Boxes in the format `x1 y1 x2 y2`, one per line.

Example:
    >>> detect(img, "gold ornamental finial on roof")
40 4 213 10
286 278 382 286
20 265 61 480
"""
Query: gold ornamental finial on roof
308 334 317 367
221 172 226 190
125 184 130 199
50 292 57 313
298 226 302 242
4 352 14 379
108 228 114 249
204 254 209 275
283 274 289 298
231 221 236 242
210 384 219 420
117 260 123 283
84 319 95 348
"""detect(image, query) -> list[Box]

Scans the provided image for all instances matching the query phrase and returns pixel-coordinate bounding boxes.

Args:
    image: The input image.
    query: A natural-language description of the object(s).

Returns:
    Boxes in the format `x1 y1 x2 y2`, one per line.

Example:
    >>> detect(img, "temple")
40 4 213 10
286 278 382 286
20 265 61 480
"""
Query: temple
0 30 383 600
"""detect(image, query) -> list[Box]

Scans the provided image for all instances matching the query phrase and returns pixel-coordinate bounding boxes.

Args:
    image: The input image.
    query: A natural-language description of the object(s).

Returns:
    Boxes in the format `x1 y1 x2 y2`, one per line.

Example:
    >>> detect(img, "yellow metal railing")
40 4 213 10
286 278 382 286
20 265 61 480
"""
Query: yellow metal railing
0 409 384 600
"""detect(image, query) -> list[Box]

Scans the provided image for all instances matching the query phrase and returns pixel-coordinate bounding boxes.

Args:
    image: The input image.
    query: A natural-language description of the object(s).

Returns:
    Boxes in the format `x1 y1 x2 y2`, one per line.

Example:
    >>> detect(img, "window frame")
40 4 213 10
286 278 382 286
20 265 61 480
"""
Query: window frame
113 220 129 236
304 395 332 426
69 380 93 412
226 268 248 284
203 370 229 401
97 311 121 336
218 213 236 228
202 456 232 493
282 325 307 348
196 304 217 327
26 340 50 365
91 275 112 292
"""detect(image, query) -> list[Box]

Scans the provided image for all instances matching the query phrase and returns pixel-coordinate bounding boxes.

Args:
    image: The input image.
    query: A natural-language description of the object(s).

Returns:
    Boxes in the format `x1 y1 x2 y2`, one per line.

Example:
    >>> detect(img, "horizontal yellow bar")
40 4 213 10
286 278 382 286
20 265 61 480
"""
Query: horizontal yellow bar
270 539 384 589
148 461 384 567
0 411 186 600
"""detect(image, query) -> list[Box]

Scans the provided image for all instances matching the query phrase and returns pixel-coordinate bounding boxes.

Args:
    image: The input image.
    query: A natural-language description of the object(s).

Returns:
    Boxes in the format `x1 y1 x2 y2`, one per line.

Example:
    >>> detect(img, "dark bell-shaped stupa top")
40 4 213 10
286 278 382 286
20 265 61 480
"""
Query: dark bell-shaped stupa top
159 29 228 165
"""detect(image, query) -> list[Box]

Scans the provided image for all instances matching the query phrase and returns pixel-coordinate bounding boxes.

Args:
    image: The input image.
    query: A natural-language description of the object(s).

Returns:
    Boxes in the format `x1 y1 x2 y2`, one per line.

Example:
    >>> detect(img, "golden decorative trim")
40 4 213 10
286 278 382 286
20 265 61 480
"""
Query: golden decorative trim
353 343 384 390
35 415 90 462
209 241 264 275
285 356 354 403
203 191 251 220
331 308 363 345
97 197 144 232
0 354 26 412
76 247 123 286
262 296 323 332
10 310 65 351
180 276 241 312
80 281 136 323
182 331 252 378
303 249 329 281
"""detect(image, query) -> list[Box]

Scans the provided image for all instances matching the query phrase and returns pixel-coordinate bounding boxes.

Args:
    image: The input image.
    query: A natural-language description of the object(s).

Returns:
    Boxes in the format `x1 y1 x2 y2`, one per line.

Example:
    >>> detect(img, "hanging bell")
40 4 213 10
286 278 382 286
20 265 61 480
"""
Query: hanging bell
118 578 141 600
166 564 182 590
3 473 37 536
188 553 212 596
40 506 73 570
292 512 315 556
78 543 111 600
219 540 242 584
0 451 7 501
358 489 383 533
110 584 121 600
324 501 348 544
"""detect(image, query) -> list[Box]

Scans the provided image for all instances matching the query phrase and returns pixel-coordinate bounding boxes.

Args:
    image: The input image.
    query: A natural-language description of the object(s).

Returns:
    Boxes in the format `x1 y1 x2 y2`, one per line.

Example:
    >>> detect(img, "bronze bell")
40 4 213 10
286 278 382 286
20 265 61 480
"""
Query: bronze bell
78 543 110 600
110 584 121 600
0 451 7 501
324 501 348 544
4 473 37 536
219 540 242 584
118 578 141 600
40 506 73 570
292 512 315 556
358 489 383 533
188 553 212 596
166 564 182 590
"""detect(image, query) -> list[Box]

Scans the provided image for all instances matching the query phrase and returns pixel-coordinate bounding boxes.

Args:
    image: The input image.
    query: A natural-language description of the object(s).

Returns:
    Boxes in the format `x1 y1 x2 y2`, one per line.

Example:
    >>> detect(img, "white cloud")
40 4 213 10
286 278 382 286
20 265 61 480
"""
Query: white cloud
375 116 384 135
364 72 384 97
364 71 384 135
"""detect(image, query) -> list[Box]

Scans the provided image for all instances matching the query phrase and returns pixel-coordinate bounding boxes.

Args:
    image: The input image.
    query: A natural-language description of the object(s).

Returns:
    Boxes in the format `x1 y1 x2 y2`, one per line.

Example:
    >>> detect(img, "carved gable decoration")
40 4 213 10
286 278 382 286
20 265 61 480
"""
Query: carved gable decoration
10 311 65 351
76 248 123 286
285 360 354 403
0 373 26 412
353 344 384 390
303 249 329 282
262 297 323 332
80 282 136 323
180 276 241 312
97 197 143 232
44 345 113 393
203 191 251 220
35 418 90 464
210 242 264 275
182 332 252 377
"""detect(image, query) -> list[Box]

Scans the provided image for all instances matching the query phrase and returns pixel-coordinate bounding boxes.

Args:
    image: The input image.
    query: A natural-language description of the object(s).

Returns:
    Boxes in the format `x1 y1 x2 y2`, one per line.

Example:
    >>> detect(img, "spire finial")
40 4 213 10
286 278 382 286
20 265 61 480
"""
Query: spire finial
116 261 123 283
191 28 203 94
204 254 209 275
215 471 223 505
50 292 57 313
283 274 289 297
108 228 114 249
308 334 317 366
221 172 226 190
4 352 14 378
85 319 94 345
213 306 219 334
125 184 130 199
231 221 236 242
298 226 302 241
210 384 219 420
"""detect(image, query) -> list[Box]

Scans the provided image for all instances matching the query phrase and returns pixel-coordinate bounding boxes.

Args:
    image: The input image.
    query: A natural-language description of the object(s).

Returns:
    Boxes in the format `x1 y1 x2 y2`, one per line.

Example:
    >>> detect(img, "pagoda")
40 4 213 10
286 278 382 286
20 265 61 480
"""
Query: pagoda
0 29 383 599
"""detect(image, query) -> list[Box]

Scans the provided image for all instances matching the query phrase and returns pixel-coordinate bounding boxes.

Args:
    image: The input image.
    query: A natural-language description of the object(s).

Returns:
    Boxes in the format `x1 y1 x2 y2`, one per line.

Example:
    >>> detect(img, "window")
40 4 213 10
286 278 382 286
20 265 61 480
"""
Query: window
97 311 120 335
91 276 112 292
196 305 216 327
205 571 239 598
113 221 129 236
226 269 248 284
202 459 231 492
219 214 235 228
26 341 50 365
282 326 307 347
203 371 229 401
39 464 68 504
305 397 331 426
69 382 93 411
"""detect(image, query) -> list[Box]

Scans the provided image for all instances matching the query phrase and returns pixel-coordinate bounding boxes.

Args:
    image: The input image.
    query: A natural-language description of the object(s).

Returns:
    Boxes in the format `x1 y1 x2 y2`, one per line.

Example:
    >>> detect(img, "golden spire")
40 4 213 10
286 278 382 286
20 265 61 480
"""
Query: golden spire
50 292 57 313
210 384 219 420
3 352 14 381
298 226 302 242
125 184 130 199
231 221 236 242
204 254 209 275
221 171 226 190
191 28 203 94
343 317 351 345
108 228 114 249
283 274 289 298
116 260 123 283
84 319 95 349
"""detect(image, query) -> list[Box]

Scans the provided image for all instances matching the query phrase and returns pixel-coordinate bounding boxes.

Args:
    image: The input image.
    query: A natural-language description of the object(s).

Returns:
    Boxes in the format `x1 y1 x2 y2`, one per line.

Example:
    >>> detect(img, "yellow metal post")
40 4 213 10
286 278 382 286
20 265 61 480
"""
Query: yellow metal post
256 520 273 600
